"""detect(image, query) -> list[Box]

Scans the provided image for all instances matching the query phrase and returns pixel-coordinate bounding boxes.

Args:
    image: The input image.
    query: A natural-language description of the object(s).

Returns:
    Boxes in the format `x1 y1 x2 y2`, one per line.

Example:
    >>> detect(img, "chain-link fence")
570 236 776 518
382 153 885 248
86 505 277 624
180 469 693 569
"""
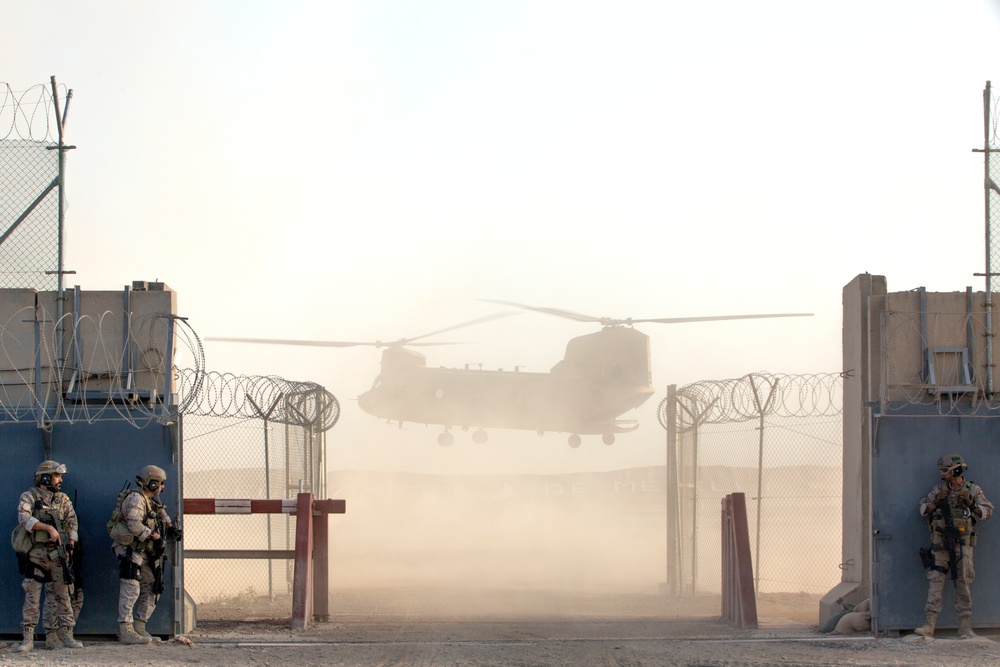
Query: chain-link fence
181 372 338 610
660 372 843 597
1 80 70 292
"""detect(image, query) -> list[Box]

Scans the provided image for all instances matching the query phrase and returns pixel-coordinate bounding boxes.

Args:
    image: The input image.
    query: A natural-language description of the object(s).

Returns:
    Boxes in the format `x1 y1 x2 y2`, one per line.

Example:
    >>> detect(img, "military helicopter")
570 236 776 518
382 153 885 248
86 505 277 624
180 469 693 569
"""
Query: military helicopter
208 303 810 447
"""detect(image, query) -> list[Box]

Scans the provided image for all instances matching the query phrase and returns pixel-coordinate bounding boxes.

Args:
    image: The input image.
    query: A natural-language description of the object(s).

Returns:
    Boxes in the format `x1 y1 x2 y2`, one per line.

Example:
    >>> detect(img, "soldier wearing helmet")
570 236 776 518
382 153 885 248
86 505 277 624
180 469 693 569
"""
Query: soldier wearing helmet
14 461 83 652
108 464 181 645
914 453 994 639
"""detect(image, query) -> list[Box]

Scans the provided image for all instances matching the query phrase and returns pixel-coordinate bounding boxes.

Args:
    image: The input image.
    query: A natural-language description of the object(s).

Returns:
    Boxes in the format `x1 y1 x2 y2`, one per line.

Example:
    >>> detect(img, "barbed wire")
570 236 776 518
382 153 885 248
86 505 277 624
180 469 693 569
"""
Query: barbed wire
0 307 339 431
989 83 1000 147
658 372 843 429
177 369 340 432
0 82 62 142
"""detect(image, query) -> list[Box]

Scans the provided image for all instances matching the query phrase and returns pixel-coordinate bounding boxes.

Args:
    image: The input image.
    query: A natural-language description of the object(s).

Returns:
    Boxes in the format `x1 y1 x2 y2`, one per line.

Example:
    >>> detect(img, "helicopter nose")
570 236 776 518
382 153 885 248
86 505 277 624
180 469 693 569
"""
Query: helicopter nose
357 391 374 414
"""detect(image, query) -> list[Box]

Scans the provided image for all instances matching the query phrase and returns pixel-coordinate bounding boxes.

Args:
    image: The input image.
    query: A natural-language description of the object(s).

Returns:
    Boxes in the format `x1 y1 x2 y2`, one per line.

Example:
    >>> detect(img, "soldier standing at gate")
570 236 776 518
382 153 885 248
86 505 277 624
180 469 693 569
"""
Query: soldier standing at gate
108 464 181 644
14 460 83 652
915 453 994 638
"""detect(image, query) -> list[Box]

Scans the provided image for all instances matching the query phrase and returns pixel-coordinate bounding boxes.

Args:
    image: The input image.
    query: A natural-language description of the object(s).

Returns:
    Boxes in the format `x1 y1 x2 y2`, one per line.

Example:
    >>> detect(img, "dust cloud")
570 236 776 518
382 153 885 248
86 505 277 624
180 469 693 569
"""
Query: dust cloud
183 467 669 614
328 469 666 594
183 464 842 618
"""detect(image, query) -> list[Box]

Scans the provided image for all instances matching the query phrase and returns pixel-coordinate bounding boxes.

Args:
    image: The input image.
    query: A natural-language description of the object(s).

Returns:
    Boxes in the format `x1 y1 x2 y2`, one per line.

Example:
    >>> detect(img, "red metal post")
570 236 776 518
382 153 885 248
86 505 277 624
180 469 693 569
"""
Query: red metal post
721 496 731 621
728 493 758 629
291 492 314 630
312 507 329 620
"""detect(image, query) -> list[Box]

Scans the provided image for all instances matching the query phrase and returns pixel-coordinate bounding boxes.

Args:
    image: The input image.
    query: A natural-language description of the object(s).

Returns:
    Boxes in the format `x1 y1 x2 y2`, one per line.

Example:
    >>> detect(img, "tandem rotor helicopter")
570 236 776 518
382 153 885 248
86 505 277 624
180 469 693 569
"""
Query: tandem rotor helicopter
207 302 810 447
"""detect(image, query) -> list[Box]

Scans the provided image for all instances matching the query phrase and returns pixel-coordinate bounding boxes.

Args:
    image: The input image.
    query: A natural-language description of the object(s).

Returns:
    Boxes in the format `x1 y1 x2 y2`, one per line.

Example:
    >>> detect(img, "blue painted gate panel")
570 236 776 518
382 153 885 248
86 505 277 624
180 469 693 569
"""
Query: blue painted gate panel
0 412 182 636
872 403 1000 632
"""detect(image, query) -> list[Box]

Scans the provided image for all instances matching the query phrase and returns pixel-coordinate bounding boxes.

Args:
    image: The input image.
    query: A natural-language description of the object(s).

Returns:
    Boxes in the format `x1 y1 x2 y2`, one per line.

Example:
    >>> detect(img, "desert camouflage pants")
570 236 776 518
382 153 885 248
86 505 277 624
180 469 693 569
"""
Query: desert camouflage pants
21 545 75 631
114 544 157 622
925 545 976 615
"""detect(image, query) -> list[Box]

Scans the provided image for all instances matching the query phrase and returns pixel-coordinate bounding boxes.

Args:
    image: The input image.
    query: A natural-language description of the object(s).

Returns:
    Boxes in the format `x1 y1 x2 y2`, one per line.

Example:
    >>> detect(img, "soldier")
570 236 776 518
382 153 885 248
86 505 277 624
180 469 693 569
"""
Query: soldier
15 460 83 652
108 464 181 644
915 453 994 639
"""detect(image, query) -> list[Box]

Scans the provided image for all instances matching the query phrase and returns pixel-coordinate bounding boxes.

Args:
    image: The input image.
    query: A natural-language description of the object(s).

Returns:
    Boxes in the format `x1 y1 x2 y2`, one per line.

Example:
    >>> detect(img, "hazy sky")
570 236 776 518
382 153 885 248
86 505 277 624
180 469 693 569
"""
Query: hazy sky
5 1 1000 474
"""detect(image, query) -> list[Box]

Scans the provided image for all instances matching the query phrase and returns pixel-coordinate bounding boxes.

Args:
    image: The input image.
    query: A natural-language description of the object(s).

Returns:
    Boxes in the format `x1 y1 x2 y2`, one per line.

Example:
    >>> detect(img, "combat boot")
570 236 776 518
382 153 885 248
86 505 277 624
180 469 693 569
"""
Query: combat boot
57 626 83 648
16 626 34 652
133 619 162 644
118 621 152 645
44 630 61 650
914 611 937 637
958 614 977 639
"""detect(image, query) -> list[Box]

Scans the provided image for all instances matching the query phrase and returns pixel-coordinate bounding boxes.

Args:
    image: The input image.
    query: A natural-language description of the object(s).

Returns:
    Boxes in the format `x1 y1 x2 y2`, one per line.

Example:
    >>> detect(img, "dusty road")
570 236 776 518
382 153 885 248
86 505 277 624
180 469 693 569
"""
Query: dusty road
2 587 998 666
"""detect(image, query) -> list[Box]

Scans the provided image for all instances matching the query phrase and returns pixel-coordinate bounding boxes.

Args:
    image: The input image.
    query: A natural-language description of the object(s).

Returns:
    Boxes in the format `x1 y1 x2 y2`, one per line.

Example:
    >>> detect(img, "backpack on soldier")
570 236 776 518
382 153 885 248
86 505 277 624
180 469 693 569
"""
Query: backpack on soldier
107 485 138 546
10 524 32 553
11 488 41 553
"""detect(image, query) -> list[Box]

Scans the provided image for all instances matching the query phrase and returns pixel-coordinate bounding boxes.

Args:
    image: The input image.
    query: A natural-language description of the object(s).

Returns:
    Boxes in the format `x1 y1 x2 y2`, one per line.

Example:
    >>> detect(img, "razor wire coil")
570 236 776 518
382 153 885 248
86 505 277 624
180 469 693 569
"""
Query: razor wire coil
0 308 339 431
177 369 340 431
657 372 843 429
0 82 62 142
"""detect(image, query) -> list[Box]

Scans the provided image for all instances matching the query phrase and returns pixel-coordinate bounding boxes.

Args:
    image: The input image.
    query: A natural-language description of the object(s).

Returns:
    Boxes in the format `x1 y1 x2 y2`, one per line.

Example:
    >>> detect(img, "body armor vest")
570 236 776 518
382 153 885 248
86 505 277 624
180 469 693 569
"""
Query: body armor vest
929 483 978 548
29 487 66 544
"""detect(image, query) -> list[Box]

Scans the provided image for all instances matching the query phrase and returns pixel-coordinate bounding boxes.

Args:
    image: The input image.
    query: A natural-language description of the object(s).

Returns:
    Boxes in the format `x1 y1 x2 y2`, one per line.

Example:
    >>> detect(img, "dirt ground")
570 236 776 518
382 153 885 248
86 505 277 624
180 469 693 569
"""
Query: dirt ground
2 587 999 666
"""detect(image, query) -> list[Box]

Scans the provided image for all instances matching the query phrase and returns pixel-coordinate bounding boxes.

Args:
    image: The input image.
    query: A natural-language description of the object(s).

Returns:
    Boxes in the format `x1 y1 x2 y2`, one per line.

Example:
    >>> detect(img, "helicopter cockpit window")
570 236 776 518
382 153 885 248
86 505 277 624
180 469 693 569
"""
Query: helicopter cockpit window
370 376 382 391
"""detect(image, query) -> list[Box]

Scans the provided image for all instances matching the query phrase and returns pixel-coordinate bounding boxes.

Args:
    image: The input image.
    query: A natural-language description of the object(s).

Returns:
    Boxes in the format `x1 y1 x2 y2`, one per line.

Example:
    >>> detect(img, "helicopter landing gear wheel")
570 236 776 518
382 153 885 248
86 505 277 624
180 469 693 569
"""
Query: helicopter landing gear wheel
568 434 582 448
602 433 615 446
438 431 455 447
472 429 488 444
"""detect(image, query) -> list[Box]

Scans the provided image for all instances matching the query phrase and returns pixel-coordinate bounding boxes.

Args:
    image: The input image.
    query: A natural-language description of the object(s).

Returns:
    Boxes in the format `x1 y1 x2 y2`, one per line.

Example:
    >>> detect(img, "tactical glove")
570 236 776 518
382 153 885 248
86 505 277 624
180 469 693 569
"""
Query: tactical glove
168 525 183 542
960 487 975 507
935 488 949 504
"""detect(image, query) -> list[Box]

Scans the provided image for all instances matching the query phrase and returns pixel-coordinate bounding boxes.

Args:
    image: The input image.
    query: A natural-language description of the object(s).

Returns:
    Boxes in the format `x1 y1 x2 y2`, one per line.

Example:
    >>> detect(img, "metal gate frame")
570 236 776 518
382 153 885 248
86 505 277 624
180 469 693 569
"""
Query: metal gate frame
871 403 1000 633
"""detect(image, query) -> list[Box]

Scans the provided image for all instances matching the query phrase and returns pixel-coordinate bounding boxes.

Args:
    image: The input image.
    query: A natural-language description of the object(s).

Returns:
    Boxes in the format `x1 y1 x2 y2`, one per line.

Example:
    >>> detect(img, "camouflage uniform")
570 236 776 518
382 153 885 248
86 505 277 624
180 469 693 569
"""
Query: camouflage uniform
17 485 79 633
112 489 171 624
919 479 994 616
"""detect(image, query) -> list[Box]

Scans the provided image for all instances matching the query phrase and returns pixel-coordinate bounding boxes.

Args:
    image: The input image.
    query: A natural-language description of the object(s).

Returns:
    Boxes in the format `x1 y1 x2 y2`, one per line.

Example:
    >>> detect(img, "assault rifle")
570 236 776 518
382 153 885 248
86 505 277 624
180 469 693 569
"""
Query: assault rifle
41 502 76 596
924 495 964 582
149 499 167 602
54 530 76 597
71 490 84 621
943 498 965 582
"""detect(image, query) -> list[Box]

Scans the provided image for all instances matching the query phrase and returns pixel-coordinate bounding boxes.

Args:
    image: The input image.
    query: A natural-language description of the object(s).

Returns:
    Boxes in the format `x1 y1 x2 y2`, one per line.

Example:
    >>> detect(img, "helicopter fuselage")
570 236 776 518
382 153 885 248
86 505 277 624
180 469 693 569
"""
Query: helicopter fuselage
357 327 654 437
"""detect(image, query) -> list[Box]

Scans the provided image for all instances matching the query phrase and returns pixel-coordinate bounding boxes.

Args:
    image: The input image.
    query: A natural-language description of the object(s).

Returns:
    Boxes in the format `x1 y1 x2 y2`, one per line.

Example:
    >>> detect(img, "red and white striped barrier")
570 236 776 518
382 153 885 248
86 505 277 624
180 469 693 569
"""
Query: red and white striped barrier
183 493 346 630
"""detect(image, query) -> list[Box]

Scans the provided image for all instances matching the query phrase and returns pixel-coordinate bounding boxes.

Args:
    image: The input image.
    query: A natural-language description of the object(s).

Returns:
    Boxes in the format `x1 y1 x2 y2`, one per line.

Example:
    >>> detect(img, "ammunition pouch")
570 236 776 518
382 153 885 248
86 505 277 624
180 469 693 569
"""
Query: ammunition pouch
118 552 140 581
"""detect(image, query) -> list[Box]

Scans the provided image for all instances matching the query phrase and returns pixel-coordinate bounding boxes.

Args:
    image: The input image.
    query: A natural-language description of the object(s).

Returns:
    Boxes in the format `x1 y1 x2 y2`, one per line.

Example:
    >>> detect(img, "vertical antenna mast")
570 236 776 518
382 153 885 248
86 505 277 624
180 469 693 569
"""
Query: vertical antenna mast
977 81 998 394
47 76 76 388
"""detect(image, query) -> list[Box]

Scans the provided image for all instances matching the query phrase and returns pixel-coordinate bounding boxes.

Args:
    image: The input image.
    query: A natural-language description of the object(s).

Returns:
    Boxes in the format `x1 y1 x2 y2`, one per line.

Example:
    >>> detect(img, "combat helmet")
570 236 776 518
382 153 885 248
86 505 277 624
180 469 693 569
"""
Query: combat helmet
136 464 167 492
937 453 967 477
34 460 67 486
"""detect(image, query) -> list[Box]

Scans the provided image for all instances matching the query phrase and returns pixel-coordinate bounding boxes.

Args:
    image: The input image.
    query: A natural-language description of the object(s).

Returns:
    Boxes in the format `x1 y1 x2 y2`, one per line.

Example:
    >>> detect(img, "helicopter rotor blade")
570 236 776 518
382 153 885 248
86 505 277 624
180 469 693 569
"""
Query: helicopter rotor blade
205 311 517 350
484 300 812 327
402 310 519 345
627 313 813 325
480 300 601 324
205 336 468 349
